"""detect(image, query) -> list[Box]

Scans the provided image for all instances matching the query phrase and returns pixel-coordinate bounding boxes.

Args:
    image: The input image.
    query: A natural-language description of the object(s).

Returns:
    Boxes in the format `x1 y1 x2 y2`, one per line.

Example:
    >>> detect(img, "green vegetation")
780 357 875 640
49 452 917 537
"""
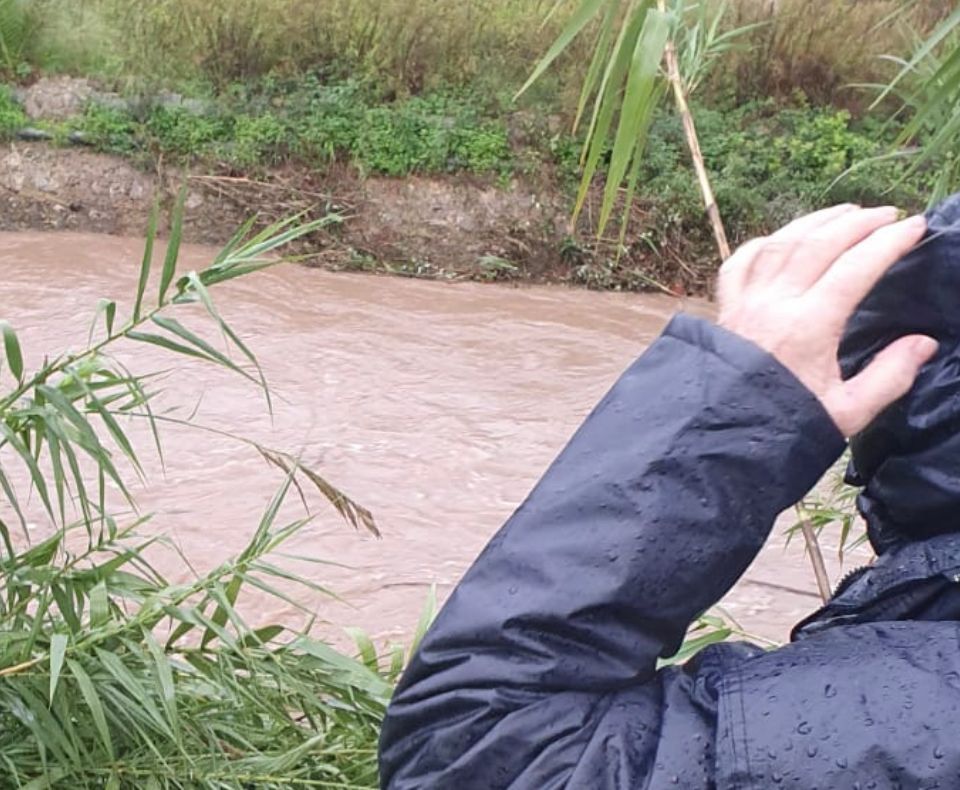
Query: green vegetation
9 0 948 105
18 0 582 97
0 79 516 178
0 0 950 288
0 2 955 784
0 199 408 787
0 79 934 223
639 102 936 247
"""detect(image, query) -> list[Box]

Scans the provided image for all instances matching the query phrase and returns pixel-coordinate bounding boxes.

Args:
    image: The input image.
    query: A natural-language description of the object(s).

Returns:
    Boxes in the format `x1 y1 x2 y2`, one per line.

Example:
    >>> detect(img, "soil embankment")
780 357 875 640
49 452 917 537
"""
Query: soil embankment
0 77 703 293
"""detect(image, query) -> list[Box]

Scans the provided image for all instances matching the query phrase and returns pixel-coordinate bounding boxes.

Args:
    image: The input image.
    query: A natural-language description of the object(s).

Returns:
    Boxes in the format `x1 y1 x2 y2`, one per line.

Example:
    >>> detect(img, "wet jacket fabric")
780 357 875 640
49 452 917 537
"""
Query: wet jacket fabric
842 192 960 553
379 196 960 789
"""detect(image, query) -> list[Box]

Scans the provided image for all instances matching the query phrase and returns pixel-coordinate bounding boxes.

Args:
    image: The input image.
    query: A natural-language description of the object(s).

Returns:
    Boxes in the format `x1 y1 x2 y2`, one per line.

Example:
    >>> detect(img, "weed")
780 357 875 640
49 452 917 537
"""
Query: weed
0 83 24 133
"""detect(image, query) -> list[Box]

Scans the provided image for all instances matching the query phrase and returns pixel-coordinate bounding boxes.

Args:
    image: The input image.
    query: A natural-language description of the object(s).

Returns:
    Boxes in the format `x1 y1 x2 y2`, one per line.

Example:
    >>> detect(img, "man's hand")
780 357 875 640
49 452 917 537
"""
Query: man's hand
717 204 937 437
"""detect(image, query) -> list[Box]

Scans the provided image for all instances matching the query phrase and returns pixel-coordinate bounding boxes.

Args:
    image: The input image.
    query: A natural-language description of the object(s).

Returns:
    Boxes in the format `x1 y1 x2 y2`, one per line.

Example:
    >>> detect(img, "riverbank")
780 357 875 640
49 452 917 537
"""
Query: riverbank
0 76 936 295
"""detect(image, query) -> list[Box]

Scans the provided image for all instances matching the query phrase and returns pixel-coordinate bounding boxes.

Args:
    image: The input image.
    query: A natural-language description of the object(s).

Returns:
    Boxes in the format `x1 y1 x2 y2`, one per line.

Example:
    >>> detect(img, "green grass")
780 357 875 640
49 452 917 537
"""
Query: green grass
18 0 584 99
56 78 516 178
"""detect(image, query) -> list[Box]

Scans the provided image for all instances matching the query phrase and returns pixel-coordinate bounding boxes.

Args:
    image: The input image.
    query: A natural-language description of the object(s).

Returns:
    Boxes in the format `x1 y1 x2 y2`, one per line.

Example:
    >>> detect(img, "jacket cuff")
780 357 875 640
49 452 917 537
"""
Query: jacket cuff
663 313 847 476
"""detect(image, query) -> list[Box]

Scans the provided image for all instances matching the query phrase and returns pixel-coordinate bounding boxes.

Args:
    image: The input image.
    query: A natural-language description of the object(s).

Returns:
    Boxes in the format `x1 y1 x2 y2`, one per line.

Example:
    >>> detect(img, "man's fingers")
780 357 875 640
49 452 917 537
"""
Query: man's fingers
837 335 938 436
775 206 902 291
720 205 860 297
814 214 927 318
717 237 766 305
769 203 860 242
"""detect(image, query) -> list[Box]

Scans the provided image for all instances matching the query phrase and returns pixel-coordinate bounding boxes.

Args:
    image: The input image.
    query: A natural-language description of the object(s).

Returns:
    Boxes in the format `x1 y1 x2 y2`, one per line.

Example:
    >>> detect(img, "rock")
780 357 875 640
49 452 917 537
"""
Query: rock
17 128 53 142
90 92 130 114
68 131 93 146
19 76 95 121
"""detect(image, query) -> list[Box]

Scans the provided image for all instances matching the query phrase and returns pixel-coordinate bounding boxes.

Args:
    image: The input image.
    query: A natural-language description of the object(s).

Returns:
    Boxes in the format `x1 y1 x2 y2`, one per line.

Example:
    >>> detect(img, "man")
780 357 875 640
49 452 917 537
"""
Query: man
379 196 960 788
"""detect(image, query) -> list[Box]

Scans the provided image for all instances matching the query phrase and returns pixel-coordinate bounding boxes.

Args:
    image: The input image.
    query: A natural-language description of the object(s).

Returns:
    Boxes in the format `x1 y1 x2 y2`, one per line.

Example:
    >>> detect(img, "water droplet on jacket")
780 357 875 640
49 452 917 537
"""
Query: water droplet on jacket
796 721 811 735
824 683 837 698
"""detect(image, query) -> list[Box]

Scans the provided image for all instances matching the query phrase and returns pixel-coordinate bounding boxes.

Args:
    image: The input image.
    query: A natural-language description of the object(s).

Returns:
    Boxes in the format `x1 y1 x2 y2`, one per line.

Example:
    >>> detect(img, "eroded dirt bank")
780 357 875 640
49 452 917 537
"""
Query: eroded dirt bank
0 142 585 277
0 132 712 294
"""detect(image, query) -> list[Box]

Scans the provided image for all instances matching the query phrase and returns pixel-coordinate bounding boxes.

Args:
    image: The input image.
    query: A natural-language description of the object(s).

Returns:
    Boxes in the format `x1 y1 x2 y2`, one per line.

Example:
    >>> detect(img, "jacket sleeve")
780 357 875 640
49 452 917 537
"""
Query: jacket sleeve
378 314 846 789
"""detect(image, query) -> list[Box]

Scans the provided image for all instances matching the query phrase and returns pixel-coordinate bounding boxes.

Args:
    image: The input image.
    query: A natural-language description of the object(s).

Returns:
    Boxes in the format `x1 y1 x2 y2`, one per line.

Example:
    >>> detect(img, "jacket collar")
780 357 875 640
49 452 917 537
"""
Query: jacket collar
792 532 960 640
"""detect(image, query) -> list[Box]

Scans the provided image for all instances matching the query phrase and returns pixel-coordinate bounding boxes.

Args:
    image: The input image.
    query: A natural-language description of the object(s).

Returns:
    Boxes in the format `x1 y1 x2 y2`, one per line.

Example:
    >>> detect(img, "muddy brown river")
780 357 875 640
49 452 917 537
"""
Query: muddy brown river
0 232 870 651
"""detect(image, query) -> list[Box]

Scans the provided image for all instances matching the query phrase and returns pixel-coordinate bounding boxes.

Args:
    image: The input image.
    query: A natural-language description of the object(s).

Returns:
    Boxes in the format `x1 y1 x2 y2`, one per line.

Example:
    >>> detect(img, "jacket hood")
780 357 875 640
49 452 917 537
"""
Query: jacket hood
840 192 960 554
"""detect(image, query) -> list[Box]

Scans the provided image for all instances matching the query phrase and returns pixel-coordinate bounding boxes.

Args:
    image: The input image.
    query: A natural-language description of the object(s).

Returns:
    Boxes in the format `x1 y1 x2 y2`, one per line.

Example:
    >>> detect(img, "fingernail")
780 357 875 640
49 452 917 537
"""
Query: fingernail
914 336 939 359
903 214 927 229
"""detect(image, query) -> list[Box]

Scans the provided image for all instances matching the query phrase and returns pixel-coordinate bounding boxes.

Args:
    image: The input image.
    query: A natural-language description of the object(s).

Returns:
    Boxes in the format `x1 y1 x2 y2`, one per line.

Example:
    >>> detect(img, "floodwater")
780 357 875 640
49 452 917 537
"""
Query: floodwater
0 232 870 650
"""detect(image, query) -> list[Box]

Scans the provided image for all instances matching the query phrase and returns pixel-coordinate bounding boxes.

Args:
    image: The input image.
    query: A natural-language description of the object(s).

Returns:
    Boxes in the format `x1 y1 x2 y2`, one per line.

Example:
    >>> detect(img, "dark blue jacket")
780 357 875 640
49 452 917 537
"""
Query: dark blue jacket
380 199 960 788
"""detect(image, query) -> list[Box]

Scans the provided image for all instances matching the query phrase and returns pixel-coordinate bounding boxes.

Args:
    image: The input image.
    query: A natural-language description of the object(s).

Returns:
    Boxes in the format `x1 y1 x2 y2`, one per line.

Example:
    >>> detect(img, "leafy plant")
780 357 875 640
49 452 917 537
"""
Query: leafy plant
521 0 755 256
0 195 395 787
871 5 960 203
0 0 29 75
0 83 25 135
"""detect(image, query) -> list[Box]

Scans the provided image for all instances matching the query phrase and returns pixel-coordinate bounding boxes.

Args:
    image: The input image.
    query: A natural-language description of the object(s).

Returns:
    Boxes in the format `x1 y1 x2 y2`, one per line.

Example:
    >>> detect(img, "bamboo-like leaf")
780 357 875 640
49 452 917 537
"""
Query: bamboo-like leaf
50 582 82 634
896 46 960 143
573 2 650 222
0 320 24 383
84 394 143 479
210 215 257 267
49 632 68 703
202 574 243 650
182 271 271 409
89 579 109 627
134 202 159 321
517 0 611 98
346 627 381 673
150 316 258 386
158 186 187 306
142 633 178 734
37 385 132 508
238 624 284 648
409 584 438 661
0 423 54 520
66 658 115 760
573 0 619 132
598 8 670 234
872 4 960 108
0 464 27 535
618 81 667 245
91 299 117 343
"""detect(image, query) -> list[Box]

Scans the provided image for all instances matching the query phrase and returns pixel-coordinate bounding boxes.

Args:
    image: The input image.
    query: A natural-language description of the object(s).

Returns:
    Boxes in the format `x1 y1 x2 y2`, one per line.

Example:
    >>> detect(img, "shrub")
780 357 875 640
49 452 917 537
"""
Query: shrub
78 103 138 154
144 106 229 157
632 100 939 247
0 83 24 134
225 112 291 168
